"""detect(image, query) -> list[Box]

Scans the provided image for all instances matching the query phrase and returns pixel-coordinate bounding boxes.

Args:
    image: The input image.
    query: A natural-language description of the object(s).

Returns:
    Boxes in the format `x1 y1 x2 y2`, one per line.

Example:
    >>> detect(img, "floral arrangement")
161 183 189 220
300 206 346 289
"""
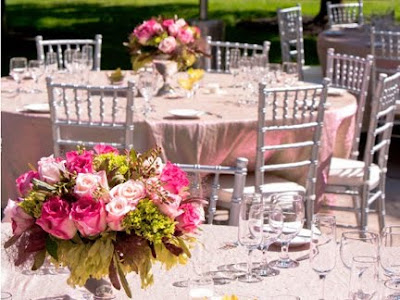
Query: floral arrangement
125 16 206 71
4 145 204 298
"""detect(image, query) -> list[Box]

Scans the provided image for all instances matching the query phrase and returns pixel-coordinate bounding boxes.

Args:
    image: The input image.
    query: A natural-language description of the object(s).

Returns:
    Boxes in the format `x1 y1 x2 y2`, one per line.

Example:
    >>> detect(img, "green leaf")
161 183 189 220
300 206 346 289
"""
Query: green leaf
4 235 20 249
31 249 46 271
114 253 132 298
46 236 58 260
32 178 56 192
177 237 191 258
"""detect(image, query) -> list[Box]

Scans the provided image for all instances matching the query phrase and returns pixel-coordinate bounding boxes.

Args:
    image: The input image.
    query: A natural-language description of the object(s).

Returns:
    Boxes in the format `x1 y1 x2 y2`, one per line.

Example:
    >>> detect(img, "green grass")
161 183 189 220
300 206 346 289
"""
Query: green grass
2 0 399 76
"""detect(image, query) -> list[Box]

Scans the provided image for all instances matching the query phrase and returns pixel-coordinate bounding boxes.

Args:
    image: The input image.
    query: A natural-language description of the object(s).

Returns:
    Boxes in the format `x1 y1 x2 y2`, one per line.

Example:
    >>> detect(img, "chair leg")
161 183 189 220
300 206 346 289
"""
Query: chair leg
360 189 369 232
352 195 361 228
377 192 386 232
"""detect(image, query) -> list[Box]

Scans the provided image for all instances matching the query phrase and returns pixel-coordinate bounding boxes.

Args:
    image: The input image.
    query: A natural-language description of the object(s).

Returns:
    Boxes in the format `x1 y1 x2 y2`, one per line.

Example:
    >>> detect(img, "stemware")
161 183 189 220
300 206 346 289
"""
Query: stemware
267 63 282 85
282 62 299 86
380 225 400 299
237 195 264 283
348 256 379 300
269 192 305 269
82 45 94 83
9 57 28 94
137 65 156 116
45 52 58 76
64 48 77 74
309 214 337 300
28 59 45 93
229 48 241 88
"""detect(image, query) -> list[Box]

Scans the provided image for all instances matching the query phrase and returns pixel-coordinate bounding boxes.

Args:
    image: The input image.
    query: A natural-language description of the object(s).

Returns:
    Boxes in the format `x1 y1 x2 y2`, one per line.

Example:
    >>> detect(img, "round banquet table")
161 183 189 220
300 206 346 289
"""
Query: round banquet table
1 71 357 209
0 222 370 300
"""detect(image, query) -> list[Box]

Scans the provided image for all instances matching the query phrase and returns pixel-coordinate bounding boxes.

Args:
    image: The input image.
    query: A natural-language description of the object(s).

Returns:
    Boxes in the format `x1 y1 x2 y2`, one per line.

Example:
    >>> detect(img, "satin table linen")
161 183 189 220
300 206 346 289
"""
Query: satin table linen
1 72 357 208
1 222 354 299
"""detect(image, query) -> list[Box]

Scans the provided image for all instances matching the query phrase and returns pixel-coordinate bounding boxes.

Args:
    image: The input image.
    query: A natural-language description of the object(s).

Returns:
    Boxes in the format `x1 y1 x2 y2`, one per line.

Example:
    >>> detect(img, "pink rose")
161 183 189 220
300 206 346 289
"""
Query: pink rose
94 144 119 155
106 197 132 231
74 171 109 198
177 28 194 44
160 161 189 194
36 197 77 240
176 203 204 233
110 180 146 208
175 18 187 28
66 150 94 174
158 36 177 54
152 191 183 219
162 19 175 28
16 170 39 196
71 197 107 237
4 199 35 236
38 155 66 184
167 23 180 36
134 19 162 44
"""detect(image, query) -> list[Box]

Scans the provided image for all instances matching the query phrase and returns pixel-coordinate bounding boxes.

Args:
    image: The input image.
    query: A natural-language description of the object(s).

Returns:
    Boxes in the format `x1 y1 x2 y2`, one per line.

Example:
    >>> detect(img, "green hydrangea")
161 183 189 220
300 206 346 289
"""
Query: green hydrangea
93 153 129 176
122 199 175 243
20 191 45 218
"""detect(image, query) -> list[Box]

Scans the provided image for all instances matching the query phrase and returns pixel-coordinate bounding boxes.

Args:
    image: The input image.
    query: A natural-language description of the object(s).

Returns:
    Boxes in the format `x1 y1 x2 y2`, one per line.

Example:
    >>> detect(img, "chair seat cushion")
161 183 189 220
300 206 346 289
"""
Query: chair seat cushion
217 172 305 209
327 157 381 189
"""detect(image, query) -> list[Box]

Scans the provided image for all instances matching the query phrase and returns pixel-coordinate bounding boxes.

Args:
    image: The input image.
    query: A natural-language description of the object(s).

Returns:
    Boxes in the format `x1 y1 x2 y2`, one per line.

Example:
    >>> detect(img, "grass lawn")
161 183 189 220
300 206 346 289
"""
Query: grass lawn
2 0 399 76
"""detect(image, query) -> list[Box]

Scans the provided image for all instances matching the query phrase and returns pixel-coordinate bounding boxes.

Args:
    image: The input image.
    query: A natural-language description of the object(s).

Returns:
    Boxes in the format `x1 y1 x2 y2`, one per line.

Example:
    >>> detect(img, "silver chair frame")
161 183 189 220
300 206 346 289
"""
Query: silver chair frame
204 36 271 73
326 48 373 159
327 1 364 29
175 157 248 226
36 34 102 71
46 77 135 157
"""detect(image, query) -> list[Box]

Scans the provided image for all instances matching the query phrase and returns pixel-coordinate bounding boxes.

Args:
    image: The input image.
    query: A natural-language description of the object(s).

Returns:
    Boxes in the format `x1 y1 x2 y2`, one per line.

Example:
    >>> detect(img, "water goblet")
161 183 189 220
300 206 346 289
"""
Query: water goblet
348 256 379 300
137 65 156 116
309 214 337 300
28 59 45 93
9 57 28 94
229 48 241 88
45 51 58 76
237 196 264 283
269 192 305 269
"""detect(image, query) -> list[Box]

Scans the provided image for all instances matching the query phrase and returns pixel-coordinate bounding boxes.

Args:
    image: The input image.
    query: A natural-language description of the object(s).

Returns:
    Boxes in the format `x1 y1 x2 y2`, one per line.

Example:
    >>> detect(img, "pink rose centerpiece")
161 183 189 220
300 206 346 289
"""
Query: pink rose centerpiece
4 145 204 298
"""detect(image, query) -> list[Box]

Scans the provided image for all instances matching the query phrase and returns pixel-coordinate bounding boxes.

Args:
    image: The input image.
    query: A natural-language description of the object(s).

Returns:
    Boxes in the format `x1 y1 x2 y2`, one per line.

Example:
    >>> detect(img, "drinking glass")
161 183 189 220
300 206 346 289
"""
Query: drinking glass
269 192 305 269
348 256 379 300
45 52 58 76
309 214 337 300
82 45 94 83
237 196 264 283
229 48 241 88
64 48 77 74
267 63 282 84
28 59 45 93
0 292 12 300
380 225 400 299
340 231 379 270
9 57 28 94
93 283 116 300
188 276 214 300
137 65 156 116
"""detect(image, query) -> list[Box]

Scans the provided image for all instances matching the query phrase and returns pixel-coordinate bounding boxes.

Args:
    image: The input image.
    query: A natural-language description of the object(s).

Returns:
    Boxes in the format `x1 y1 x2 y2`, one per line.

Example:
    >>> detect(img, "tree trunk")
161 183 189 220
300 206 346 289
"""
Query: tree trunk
313 0 342 24
1 0 6 33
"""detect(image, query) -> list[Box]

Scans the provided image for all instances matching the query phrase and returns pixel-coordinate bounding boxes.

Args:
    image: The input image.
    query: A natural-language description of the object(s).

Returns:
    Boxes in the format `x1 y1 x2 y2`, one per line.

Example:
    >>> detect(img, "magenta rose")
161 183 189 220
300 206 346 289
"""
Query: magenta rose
36 197 77 240
16 170 39 196
158 36 177 54
162 19 175 28
71 197 107 237
66 150 94 174
176 203 204 233
160 161 189 194
177 28 194 44
105 196 132 231
134 19 161 44
38 155 66 184
4 199 35 236
94 144 119 155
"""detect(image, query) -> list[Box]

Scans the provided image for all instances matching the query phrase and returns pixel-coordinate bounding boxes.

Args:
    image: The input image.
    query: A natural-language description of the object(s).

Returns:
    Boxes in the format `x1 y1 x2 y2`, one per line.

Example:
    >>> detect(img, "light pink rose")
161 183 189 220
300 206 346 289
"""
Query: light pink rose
16 170 39 196
38 155 66 184
4 199 35 236
74 171 109 198
176 203 204 233
152 191 183 219
36 197 77 240
71 197 107 237
175 18 187 28
142 156 163 175
177 28 194 44
167 23 180 36
94 144 119 155
109 180 146 208
106 197 132 231
160 161 189 194
158 36 177 54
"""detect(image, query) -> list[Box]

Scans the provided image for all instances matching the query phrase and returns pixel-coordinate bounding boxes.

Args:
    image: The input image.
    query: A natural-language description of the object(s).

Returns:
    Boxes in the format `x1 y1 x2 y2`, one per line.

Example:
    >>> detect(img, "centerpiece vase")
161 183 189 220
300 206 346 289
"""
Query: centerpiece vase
153 59 178 97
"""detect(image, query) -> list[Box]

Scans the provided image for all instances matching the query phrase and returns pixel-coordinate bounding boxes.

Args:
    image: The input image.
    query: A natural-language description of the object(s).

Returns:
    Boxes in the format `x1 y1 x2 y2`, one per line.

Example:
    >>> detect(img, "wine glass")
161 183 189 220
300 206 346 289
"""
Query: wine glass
45 51 58 76
256 201 283 277
28 59 45 93
229 48 241 88
64 48 77 74
380 225 400 299
237 196 264 283
82 45 94 83
309 214 337 300
348 256 379 300
9 57 28 94
340 231 379 270
137 65 156 116
269 192 305 269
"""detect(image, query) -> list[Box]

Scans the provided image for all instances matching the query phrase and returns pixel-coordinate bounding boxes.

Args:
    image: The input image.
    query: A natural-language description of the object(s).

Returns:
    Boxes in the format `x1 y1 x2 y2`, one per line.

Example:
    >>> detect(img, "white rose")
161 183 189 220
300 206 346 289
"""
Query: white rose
74 172 107 197
38 155 65 184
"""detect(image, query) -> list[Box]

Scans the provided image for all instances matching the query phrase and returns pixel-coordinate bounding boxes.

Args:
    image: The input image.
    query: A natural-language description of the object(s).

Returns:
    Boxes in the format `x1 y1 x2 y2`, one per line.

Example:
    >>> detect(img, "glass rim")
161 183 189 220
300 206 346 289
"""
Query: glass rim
352 255 378 263
341 230 378 239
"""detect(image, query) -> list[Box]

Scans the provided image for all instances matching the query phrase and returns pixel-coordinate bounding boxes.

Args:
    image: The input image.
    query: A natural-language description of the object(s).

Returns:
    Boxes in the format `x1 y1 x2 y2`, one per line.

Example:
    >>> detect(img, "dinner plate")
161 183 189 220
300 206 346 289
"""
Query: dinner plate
168 109 205 119
22 103 50 113
274 228 312 248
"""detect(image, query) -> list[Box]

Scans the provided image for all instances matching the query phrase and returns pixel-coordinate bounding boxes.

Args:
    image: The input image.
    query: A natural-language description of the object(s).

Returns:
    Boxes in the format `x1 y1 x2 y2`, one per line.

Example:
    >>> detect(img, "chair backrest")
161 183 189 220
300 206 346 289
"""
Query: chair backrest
326 48 373 160
255 78 330 227
46 77 135 157
362 72 399 185
36 35 102 71
174 157 248 226
277 4 305 80
327 1 364 28
370 28 400 90
204 36 271 73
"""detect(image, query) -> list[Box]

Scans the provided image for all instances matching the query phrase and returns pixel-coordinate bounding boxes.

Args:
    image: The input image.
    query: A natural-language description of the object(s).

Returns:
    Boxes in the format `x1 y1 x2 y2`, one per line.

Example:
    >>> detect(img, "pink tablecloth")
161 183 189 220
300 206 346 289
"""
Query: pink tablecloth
1 72 357 209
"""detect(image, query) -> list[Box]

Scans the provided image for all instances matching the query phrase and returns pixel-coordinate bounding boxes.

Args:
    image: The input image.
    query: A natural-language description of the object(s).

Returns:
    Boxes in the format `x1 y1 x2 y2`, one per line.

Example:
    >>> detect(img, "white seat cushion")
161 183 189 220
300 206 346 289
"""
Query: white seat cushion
327 157 381 189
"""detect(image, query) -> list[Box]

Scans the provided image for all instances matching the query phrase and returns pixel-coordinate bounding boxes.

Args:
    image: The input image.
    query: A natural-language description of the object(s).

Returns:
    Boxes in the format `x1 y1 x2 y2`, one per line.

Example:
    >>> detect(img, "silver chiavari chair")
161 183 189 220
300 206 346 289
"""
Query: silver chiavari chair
327 0 364 29
326 48 374 159
36 35 102 70
175 157 248 226
204 36 271 73
46 77 135 157
324 72 400 231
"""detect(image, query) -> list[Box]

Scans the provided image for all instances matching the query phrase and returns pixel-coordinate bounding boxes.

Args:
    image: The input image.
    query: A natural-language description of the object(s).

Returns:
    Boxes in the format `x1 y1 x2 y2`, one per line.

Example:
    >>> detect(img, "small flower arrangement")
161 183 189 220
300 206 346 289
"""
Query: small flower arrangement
4 144 204 298
125 16 206 71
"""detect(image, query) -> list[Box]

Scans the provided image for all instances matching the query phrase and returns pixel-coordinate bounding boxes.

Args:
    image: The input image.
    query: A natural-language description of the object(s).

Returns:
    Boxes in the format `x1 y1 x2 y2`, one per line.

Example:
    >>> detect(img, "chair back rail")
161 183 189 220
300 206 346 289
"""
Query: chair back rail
327 1 364 28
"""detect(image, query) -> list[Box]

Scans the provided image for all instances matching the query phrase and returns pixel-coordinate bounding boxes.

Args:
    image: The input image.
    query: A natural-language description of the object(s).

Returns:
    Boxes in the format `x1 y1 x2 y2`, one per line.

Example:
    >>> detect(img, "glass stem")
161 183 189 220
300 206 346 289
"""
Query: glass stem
261 243 270 269
319 274 326 300
280 241 290 261
247 248 253 280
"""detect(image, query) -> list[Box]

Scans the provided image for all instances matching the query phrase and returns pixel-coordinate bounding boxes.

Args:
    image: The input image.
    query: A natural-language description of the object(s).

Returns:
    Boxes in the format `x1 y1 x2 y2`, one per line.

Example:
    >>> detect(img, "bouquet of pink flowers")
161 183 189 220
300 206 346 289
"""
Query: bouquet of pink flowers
125 16 206 71
4 145 204 298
